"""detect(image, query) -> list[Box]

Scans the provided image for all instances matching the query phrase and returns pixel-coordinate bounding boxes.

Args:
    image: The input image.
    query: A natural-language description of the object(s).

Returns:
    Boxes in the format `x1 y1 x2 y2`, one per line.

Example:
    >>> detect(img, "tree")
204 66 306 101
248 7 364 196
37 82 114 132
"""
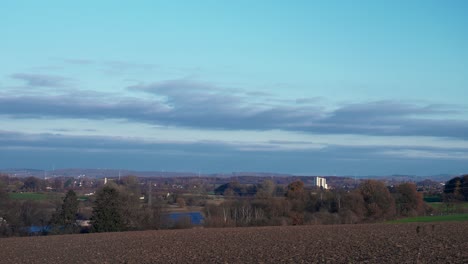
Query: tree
214 181 251 197
52 190 79 233
176 197 186 208
0 182 12 236
444 176 468 202
255 180 275 199
286 180 305 201
286 180 306 225
340 191 366 224
91 186 125 232
22 177 44 192
52 177 64 192
0 181 8 208
119 175 140 195
359 180 395 221
140 202 163 230
462 175 468 201
395 183 424 217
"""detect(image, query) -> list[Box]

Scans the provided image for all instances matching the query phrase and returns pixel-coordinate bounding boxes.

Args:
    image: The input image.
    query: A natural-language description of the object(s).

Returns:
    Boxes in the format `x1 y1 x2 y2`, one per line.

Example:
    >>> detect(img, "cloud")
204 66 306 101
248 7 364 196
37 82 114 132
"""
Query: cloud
0 130 234 154
295 97 323 104
128 80 468 139
1 130 467 174
0 78 467 139
0 90 169 120
10 73 71 88
312 101 468 138
128 79 324 130
2 130 467 158
380 149 468 160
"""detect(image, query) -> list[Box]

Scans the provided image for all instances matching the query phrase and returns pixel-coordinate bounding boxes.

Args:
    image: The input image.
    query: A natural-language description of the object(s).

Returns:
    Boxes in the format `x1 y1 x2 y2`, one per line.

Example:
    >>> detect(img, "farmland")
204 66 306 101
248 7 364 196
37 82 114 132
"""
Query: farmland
1 222 467 263
388 214 468 223
8 192 63 201
8 192 49 200
428 202 468 211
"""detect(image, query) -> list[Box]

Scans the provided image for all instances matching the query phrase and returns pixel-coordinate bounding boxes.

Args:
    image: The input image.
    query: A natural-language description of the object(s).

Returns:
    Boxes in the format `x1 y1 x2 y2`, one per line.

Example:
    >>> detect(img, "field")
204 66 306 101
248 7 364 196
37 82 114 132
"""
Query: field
389 214 468 223
8 192 50 200
8 192 64 202
429 202 468 210
1 222 467 263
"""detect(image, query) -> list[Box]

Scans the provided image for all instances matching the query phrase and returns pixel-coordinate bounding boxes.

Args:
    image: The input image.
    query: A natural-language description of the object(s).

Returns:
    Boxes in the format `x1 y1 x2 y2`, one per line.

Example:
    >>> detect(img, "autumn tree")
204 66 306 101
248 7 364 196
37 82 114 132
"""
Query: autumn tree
176 197 186 208
340 191 366 224
286 180 305 201
359 180 395 221
286 180 306 225
395 183 424 217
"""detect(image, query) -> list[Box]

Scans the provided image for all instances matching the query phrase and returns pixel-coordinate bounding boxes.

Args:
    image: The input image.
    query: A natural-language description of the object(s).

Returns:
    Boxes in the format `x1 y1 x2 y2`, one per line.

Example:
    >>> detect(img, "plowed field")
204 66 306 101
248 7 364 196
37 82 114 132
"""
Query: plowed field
1 222 467 263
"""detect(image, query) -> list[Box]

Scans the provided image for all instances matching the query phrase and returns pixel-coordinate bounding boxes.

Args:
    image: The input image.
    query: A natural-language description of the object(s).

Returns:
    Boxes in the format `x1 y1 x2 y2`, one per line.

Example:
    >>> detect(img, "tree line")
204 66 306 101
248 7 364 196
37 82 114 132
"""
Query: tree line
205 179 427 227
2 174 456 237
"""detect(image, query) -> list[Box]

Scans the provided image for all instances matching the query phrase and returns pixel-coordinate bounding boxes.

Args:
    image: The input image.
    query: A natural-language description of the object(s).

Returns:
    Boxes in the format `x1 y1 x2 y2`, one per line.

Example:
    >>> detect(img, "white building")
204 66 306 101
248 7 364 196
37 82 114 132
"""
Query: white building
313 176 328 189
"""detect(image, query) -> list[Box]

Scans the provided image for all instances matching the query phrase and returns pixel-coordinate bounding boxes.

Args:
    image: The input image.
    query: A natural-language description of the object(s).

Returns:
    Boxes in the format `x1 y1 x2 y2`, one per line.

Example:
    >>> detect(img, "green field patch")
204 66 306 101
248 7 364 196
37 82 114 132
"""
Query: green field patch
423 196 442 203
9 192 63 201
9 192 48 200
429 202 468 206
388 214 468 223
428 202 444 209
78 196 89 201
427 202 468 211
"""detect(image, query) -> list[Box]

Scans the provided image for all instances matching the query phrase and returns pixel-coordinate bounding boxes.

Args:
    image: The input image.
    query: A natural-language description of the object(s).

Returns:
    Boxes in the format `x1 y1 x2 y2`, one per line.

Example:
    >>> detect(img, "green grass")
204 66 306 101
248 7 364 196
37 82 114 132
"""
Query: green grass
78 196 89 201
428 202 468 209
388 214 468 223
428 202 443 209
9 192 62 201
9 192 48 200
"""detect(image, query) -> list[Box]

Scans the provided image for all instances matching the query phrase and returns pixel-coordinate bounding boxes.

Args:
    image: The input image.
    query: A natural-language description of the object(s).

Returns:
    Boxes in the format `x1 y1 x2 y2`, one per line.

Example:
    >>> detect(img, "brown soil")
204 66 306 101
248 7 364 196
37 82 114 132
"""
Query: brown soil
0 222 467 263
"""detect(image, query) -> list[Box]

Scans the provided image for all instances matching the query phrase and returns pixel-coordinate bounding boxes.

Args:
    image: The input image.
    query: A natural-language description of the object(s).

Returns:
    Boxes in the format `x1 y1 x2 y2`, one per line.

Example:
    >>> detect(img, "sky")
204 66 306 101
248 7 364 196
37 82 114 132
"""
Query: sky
1 0 467 176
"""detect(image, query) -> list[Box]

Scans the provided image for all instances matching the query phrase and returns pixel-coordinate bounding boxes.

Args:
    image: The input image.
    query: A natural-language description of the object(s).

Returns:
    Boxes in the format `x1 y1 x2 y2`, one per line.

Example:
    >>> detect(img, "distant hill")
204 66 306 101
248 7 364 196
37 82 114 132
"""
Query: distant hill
0 168 458 183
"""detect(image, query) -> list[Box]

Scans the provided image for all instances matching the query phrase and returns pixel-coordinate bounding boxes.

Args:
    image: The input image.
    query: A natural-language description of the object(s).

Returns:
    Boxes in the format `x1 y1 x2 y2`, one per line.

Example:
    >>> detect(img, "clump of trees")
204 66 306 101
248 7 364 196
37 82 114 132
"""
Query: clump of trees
214 181 256 197
0 175 56 237
443 175 468 202
394 182 425 217
359 180 396 221
90 178 163 233
436 175 468 214
0 174 165 237
205 179 427 227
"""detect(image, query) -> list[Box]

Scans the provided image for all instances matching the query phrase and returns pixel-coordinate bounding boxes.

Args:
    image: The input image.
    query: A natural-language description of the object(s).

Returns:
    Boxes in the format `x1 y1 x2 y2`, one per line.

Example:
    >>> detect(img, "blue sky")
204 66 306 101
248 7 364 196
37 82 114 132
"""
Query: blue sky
1 1 467 175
